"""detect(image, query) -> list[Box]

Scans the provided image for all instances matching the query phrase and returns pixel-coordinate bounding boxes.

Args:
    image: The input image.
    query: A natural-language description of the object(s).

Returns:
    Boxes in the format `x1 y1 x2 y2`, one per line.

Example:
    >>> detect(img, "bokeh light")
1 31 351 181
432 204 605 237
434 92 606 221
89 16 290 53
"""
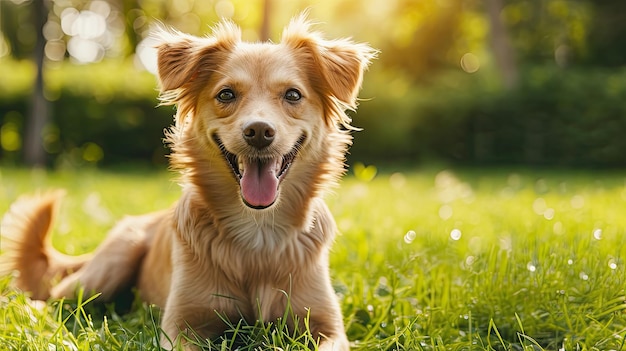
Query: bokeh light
135 36 159 74
53 1 122 63
450 228 462 241
460 52 480 73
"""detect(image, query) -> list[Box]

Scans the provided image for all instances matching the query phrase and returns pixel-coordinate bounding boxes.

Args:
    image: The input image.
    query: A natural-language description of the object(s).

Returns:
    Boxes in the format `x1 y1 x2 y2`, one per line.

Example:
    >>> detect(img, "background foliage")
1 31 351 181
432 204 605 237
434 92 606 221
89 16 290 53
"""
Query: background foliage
1 0 626 167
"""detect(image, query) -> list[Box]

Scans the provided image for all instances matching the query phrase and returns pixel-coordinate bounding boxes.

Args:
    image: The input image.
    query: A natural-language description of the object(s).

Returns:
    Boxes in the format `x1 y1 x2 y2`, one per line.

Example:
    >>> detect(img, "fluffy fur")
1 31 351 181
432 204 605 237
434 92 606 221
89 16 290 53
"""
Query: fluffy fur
0 15 375 350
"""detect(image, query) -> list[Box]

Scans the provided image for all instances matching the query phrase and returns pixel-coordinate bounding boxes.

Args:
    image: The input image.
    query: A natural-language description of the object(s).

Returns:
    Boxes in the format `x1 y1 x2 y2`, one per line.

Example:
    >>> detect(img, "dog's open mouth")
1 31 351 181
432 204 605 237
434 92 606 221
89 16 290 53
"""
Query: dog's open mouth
213 134 306 209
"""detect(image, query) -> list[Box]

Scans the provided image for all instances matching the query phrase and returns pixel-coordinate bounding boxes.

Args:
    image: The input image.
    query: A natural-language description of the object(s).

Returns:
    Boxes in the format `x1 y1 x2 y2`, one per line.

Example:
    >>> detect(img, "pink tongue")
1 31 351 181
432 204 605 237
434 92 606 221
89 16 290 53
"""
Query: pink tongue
240 158 280 208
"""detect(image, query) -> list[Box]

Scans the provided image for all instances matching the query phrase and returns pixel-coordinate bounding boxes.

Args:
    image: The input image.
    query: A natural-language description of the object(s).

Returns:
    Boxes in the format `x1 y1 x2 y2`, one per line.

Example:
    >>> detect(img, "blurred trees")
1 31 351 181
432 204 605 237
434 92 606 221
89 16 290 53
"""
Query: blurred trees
0 0 276 64
2 0 623 78
585 2 626 67
486 0 518 89
23 0 48 166
1 0 625 167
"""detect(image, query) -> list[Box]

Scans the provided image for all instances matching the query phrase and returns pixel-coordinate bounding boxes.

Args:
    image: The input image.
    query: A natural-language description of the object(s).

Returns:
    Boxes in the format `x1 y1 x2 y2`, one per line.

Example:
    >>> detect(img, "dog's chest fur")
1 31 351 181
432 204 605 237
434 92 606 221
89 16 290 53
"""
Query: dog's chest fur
172 189 334 321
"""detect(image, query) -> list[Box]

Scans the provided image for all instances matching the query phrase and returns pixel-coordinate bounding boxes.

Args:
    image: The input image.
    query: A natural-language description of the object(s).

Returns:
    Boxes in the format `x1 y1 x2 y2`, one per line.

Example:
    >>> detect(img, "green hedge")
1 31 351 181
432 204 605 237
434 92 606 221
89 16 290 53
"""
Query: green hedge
0 60 172 167
353 66 626 167
2 59 626 167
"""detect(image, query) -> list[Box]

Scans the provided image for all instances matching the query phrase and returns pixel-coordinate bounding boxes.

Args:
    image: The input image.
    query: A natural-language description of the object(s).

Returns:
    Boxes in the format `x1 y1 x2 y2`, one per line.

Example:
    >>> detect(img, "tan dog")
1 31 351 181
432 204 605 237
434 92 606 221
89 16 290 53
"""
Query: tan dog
0 15 375 350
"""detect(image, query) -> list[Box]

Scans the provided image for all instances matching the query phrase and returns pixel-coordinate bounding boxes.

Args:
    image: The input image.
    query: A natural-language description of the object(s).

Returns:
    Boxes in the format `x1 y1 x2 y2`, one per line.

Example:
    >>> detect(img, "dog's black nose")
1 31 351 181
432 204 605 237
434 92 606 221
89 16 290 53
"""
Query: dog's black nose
243 121 275 149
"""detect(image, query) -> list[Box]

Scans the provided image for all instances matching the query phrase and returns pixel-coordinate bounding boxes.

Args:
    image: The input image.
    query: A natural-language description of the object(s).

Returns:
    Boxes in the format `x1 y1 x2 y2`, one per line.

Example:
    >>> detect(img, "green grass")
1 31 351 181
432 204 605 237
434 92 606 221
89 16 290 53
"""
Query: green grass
2 166 626 350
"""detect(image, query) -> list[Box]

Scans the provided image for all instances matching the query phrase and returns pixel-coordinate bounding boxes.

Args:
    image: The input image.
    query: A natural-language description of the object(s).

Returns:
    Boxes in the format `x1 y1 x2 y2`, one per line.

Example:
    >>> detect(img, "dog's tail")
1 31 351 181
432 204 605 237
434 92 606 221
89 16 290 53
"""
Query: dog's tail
0 191 91 300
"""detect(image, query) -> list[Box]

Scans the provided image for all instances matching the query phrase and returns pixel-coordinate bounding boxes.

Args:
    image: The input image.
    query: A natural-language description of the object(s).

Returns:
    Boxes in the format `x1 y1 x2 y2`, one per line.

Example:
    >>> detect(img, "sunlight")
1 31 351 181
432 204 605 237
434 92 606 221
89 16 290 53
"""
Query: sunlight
543 208 555 220
532 197 547 215
593 228 602 240
553 221 565 235
135 36 158 74
44 40 65 61
57 1 120 63
450 228 462 241
0 122 20 152
0 34 11 57
67 36 104 63
439 204 453 220
570 195 585 209
389 172 406 190
215 0 235 18
403 230 416 244
460 52 480 73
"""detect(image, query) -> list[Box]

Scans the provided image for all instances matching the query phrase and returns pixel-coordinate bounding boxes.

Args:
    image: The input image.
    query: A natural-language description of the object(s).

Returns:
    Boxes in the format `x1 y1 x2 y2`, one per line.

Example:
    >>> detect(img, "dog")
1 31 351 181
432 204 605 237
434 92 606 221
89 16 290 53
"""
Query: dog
0 15 375 350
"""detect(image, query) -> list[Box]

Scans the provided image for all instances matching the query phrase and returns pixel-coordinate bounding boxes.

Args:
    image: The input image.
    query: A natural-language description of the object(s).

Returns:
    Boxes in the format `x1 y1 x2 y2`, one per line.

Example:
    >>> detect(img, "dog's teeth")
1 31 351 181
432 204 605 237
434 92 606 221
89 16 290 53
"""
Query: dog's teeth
239 161 244 173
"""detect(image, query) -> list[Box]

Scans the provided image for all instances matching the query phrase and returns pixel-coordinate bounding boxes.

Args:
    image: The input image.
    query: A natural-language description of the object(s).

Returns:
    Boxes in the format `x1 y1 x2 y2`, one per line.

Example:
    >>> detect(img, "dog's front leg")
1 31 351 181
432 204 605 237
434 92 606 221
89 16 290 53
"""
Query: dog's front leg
313 315 350 351
160 306 224 350
300 283 350 351
318 336 350 351
160 273 244 351
304 297 350 351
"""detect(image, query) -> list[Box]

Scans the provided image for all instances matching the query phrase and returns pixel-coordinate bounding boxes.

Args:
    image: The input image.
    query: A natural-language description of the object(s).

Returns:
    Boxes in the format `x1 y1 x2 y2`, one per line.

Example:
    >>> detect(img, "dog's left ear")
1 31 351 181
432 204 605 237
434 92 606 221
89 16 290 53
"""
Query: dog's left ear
281 16 377 110
315 40 377 109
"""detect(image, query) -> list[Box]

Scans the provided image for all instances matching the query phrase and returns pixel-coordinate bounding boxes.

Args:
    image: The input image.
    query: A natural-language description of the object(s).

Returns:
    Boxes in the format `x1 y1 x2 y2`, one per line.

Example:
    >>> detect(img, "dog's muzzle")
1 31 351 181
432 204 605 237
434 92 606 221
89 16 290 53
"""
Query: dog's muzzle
213 134 306 209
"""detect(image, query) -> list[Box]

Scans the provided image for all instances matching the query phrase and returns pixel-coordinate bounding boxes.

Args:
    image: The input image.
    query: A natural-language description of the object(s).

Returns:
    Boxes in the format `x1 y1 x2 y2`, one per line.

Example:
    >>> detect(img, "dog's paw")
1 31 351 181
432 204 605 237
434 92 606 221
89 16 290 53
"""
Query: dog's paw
318 337 350 351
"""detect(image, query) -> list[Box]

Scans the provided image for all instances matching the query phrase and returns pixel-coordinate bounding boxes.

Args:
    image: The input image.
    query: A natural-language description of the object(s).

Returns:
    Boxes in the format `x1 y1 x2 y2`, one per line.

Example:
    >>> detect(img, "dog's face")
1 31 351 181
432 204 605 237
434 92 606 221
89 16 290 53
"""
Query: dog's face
198 43 322 209
156 16 375 212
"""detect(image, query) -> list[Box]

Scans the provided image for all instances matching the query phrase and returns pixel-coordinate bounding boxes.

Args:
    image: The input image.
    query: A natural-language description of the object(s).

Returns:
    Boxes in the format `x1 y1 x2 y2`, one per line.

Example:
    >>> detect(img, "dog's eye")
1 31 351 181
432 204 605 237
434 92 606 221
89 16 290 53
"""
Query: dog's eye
284 89 302 102
216 89 236 103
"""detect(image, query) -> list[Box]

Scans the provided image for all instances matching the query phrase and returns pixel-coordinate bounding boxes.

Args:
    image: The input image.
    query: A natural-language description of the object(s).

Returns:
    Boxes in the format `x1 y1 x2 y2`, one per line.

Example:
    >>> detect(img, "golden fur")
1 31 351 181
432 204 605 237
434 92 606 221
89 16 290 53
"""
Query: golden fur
0 15 375 350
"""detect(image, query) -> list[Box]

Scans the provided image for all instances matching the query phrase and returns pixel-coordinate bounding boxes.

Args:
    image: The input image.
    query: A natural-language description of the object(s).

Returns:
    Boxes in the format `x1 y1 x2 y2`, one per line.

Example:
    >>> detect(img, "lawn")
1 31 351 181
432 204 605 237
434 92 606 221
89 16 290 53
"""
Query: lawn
1 166 626 350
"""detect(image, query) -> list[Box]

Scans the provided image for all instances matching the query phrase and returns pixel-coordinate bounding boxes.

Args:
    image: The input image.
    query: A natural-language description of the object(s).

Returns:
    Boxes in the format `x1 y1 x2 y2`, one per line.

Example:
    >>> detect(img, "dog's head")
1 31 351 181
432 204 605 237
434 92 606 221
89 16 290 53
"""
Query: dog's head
156 15 375 213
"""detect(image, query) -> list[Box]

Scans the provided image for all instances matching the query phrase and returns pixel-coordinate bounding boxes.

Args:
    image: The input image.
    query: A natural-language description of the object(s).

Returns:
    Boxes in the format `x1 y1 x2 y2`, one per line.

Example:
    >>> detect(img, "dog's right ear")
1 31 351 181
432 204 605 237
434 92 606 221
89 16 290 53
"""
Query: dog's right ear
156 36 199 91
154 23 241 93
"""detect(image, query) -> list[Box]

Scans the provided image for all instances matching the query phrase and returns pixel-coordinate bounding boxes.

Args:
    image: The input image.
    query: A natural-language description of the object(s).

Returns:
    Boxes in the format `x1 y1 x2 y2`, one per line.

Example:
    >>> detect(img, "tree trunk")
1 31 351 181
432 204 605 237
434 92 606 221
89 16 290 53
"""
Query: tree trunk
486 0 518 90
24 0 48 167
259 0 271 42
